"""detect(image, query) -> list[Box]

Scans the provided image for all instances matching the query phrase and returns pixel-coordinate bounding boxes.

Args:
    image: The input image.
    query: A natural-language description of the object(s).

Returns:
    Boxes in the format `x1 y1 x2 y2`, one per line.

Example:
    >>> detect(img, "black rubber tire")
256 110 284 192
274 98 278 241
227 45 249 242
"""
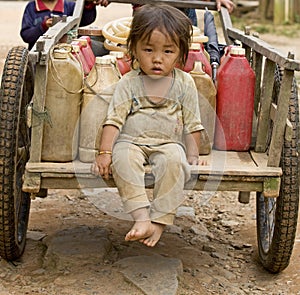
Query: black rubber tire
0 46 33 260
256 65 299 273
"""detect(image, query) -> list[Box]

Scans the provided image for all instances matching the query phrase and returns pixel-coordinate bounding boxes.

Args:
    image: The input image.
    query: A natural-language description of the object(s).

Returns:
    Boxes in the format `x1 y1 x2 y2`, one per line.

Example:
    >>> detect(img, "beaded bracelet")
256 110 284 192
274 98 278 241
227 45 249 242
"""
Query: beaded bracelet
97 150 112 155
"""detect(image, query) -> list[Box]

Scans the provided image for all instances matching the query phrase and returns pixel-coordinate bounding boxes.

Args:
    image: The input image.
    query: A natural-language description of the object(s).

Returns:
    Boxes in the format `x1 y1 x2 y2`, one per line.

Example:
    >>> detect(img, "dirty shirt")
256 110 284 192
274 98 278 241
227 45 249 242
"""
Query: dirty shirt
104 68 204 148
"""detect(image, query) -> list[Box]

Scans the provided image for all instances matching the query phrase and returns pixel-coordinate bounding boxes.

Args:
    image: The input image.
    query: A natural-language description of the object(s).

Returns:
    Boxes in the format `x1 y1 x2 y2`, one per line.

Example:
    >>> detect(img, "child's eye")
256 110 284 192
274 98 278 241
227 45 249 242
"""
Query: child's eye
165 49 174 54
144 48 152 52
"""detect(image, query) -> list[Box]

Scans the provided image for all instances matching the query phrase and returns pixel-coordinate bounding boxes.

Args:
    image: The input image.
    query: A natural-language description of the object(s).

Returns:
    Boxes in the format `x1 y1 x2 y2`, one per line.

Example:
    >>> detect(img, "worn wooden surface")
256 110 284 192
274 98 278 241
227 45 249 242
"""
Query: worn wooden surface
25 151 282 177
29 64 48 162
226 27 300 70
255 59 276 152
23 150 282 197
267 69 294 167
110 0 217 9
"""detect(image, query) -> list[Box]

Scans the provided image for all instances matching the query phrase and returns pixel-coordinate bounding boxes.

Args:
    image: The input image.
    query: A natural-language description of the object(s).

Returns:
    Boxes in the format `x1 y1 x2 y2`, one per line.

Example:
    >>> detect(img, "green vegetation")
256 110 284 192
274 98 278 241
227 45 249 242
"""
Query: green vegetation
231 14 300 38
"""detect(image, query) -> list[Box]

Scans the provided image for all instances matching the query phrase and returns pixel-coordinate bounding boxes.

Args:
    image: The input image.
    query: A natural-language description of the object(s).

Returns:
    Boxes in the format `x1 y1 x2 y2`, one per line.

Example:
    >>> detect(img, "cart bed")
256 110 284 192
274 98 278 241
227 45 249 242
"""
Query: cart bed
23 150 282 197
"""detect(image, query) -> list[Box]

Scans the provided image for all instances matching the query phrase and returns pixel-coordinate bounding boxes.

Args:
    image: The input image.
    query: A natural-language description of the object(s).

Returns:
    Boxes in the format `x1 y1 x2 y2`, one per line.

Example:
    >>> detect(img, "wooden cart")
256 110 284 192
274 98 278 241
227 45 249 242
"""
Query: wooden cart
0 0 299 274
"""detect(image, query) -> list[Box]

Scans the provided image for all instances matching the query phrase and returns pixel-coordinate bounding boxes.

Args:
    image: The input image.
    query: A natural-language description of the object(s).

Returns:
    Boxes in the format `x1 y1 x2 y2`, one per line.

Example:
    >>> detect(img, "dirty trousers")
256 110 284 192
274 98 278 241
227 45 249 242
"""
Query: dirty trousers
111 141 191 225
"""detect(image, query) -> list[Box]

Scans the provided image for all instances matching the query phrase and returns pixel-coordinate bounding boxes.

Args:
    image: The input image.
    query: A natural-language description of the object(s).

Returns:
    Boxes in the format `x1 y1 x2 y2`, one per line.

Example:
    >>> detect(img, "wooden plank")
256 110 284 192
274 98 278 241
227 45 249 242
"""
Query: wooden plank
263 177 281 197
268 69 294 167
253 52 263 116
39 176 263 192
270 103 293 141
219 7 233 45
226 27 300 70
255 58 276 152
110 0 218 10
72 0 85 22
22 171 41 193
29 64 48 163
250 150 269 167
25 151 282 177
245 44 252 63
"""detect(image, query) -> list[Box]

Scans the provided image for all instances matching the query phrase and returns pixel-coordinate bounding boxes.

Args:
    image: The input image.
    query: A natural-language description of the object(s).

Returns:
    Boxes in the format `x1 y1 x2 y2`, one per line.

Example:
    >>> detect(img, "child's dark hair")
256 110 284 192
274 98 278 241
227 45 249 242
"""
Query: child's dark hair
127 4 193 68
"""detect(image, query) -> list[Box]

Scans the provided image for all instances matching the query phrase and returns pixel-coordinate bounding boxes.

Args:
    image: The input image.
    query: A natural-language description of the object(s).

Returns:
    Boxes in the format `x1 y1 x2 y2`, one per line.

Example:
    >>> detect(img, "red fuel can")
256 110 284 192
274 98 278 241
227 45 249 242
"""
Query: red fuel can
214 47 255 151
77 36 96 71
182 43 212 77
71 41 90 76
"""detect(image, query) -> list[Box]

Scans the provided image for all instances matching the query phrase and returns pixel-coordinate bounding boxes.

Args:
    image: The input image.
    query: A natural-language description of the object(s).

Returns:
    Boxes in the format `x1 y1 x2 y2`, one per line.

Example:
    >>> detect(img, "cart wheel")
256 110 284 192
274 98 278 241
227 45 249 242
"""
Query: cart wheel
0 46 33 260
256 65 299 273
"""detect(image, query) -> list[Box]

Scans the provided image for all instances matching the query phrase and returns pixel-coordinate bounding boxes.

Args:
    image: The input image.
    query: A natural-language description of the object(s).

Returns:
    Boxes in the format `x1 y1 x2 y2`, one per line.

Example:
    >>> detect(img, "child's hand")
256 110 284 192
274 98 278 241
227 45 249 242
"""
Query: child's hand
92 0 109 7
94 0 110 7
91 154 112 180
44 17 53 28
217 0 235 12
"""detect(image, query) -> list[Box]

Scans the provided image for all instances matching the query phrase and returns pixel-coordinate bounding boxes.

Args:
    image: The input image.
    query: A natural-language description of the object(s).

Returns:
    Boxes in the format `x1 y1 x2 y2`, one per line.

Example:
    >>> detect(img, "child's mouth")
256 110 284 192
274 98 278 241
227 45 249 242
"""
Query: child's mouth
152 67 162 73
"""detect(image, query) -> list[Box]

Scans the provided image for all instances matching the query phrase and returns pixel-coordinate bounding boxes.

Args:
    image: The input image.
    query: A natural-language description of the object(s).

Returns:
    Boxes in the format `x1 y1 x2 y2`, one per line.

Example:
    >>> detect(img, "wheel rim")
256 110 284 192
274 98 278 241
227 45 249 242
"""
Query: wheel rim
257 193 276 254
15 62 32 245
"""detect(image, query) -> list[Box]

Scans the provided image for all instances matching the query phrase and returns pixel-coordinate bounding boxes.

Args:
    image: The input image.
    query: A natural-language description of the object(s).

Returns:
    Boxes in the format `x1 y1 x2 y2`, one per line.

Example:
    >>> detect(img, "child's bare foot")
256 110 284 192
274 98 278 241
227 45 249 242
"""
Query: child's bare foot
139 222 165 247
125 220 155 242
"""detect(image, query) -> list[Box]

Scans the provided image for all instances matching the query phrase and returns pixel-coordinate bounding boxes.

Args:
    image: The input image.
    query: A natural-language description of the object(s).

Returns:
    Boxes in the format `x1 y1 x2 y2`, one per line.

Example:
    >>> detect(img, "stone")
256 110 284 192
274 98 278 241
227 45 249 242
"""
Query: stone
176 206 195 220
115 255 183 295
43 226 111 271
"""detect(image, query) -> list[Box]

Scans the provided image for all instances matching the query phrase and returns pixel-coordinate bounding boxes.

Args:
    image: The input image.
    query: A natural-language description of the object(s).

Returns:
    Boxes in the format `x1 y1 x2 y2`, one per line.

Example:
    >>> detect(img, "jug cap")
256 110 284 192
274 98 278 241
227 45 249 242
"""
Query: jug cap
190 61 206 75
230 47 245 56
233 40 242 47
79 35 91 42
72 44 81 53
189 43 201 50
74 38 88 47
53 47 70 59
96 55 113 64
110 51 124 58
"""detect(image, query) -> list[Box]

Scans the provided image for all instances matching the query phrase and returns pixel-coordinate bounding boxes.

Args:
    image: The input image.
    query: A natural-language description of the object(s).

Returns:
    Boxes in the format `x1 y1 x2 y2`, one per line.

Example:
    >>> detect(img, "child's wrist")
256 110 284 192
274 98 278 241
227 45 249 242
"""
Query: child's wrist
41 19 48 31
97 150 112 156
84 2 96 10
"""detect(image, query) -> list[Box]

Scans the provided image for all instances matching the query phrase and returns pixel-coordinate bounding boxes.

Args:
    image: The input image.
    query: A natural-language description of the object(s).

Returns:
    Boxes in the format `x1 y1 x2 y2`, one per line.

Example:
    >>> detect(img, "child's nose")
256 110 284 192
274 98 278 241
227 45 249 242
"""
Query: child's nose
152 52 162 63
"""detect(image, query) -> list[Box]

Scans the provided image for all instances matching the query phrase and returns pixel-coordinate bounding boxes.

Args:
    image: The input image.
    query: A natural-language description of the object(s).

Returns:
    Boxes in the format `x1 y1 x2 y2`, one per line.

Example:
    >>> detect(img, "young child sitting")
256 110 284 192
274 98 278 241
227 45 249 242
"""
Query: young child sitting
91 3 205 247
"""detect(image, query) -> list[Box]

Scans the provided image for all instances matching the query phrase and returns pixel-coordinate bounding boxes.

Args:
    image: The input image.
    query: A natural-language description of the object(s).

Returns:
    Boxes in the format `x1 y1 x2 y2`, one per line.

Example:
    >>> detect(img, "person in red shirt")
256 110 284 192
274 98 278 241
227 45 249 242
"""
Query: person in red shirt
20 0 109 50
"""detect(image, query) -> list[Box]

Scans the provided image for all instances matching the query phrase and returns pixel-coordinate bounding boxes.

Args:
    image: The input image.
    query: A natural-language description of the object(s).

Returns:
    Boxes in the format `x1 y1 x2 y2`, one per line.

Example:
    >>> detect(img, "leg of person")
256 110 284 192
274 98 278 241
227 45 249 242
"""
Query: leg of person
140 143 191 247
179 8 198 26
111 142 155 242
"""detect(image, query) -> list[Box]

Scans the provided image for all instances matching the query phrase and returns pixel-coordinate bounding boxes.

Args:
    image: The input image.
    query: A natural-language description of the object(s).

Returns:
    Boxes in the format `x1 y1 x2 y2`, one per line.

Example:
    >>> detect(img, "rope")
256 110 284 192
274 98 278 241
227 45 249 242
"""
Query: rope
31 105 53 128
49 44 84 94
83 59 120 104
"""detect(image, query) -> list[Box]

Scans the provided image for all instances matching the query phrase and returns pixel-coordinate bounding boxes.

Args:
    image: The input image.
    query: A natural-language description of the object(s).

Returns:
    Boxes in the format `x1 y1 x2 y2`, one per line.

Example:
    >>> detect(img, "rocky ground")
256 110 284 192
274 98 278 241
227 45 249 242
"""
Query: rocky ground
0 2 300 295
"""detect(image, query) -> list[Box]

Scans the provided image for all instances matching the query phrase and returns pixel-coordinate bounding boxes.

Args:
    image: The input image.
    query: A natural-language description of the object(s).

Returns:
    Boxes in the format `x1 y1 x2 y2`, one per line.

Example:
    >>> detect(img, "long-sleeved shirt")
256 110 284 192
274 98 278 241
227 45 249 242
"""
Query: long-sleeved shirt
20 0 97 49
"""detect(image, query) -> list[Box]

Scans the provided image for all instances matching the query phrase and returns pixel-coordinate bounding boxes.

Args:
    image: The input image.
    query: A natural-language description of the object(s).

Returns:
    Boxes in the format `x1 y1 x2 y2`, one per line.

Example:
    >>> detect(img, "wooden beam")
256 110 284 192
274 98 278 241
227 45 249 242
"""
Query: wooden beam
110 0 218 10
255 58 276 152
227 27 300 70
267 69 294 167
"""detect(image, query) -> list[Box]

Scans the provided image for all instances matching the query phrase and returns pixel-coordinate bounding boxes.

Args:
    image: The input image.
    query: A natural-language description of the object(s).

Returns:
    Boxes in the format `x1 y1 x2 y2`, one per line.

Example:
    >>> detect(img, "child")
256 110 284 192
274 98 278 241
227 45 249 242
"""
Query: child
91 4 205 247
20 0 109 50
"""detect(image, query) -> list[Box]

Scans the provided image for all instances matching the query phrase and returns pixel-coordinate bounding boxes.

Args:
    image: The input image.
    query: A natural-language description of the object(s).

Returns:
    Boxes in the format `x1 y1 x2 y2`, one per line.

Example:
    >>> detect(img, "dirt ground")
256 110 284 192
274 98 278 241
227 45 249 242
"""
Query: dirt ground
1 2 300 295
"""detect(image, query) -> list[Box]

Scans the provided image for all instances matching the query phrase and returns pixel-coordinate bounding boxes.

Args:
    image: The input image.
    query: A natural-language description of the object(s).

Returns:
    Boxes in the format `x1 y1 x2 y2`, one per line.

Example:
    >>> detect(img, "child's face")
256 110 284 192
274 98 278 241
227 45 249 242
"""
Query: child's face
134 29 180 79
